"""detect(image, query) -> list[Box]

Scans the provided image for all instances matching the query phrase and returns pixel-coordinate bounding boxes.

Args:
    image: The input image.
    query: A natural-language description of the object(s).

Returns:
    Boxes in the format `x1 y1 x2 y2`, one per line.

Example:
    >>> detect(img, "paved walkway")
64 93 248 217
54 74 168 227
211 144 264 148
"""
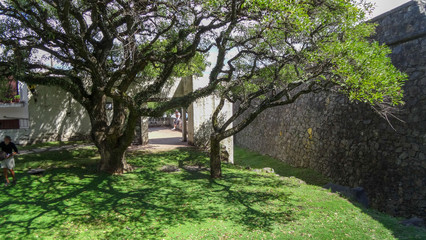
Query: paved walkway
131 127 191 152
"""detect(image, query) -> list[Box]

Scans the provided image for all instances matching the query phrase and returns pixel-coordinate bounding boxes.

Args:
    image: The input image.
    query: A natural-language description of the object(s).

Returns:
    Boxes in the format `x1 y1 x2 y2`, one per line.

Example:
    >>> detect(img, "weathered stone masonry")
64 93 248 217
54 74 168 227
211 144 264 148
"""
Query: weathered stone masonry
235 0 426 218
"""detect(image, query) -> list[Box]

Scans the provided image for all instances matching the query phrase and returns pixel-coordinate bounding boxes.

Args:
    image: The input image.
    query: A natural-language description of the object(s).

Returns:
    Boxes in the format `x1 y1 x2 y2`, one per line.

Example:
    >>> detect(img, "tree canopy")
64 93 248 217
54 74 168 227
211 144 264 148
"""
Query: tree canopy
204 0 406 177
0 0 406 175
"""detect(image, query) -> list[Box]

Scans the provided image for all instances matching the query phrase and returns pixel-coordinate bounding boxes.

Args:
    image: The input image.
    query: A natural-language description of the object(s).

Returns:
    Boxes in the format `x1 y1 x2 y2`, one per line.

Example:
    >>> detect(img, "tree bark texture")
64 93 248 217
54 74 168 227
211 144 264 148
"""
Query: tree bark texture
210 135 222 178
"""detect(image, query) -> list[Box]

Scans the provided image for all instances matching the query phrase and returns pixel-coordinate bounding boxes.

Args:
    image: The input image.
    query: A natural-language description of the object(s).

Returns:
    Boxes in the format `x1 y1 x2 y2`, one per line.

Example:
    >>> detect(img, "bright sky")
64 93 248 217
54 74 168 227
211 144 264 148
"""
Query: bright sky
369 0 411 17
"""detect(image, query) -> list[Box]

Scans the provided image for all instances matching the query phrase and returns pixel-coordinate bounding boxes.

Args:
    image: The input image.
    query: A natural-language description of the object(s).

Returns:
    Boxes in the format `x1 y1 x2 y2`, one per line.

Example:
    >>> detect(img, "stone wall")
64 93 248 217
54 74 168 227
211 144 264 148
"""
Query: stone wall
235 0 426 218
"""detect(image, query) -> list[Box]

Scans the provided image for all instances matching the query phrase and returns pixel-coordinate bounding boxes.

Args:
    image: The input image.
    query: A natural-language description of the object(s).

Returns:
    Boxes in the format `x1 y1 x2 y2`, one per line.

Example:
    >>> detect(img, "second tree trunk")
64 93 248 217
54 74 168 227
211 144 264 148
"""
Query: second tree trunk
210 135 222 178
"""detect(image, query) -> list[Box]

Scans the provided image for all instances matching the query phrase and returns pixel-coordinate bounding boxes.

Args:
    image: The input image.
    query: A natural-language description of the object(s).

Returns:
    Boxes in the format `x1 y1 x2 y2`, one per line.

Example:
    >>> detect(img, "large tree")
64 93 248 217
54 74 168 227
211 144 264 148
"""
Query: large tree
0 0 405 176
0 0 239 173
206 0 406 178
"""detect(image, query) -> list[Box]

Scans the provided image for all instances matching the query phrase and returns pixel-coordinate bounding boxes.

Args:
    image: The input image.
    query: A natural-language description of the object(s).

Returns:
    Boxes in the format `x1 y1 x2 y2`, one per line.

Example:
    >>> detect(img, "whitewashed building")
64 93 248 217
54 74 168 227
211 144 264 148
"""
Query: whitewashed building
0 81 91 144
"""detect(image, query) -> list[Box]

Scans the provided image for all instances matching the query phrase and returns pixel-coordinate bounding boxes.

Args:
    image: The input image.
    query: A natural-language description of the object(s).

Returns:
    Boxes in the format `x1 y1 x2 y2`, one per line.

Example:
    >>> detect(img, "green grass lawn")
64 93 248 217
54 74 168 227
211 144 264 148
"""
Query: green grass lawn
234 147 330 186
0 147 425 239
18 141 88 151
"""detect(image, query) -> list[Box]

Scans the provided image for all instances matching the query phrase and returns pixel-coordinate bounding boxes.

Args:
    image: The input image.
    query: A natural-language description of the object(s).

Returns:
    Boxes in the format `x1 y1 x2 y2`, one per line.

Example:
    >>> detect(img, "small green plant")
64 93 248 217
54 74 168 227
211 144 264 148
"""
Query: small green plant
0 97 13 103
14 95 21 102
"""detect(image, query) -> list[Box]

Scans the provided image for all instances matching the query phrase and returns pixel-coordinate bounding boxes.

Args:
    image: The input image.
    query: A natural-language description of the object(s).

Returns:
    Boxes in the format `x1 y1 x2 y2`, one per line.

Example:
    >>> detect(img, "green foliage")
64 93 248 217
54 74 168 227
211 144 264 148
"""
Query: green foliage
1 148 425 239
320 31 406 105
0 0 215 107
134 44 208 82
0 0 228 171
0 0 408 174
221 0 405 108
0 0 405 108
173 52 208 77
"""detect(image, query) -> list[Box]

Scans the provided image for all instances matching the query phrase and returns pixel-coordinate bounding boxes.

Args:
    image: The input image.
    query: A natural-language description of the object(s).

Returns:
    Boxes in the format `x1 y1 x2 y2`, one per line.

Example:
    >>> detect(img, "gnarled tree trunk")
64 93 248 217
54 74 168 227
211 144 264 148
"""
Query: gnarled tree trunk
92 127 135 174
89 95 137 174
98 143 133 174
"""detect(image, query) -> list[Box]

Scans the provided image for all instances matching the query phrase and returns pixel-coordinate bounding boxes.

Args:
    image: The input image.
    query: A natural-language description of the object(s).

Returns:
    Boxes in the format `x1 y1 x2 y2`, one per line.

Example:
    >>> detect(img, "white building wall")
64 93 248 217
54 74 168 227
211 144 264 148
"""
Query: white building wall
1 85 91 144
187 76 234 163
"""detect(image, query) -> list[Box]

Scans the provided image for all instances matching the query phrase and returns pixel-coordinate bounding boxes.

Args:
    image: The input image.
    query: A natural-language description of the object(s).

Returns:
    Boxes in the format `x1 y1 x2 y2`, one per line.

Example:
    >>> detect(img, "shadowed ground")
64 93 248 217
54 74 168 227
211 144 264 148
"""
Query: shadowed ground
0 148 424 239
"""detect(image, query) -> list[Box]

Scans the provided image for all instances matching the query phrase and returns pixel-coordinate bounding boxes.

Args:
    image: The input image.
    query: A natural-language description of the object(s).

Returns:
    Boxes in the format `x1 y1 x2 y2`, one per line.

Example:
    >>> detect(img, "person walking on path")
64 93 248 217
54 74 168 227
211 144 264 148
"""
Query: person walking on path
172 110 181 131
0 136 18 186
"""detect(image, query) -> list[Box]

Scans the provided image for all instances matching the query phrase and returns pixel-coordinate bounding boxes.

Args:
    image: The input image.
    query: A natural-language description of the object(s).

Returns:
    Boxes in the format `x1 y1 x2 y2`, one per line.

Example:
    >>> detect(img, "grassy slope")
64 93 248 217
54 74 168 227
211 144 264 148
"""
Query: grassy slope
0 148 424 239
234 147 330 186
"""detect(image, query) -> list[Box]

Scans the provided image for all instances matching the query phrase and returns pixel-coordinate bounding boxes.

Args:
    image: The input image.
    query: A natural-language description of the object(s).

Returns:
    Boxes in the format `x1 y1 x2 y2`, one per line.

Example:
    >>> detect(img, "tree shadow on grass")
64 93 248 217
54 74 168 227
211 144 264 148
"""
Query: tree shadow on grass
176 150 296 231
0 149 298 239
15 149 98 171
0 167 181 239
345 199 426 240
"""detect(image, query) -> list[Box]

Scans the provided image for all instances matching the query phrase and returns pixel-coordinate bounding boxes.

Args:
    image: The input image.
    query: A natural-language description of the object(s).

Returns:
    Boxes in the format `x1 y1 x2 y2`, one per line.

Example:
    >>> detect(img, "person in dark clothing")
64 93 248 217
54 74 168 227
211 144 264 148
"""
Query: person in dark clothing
0 136 18 186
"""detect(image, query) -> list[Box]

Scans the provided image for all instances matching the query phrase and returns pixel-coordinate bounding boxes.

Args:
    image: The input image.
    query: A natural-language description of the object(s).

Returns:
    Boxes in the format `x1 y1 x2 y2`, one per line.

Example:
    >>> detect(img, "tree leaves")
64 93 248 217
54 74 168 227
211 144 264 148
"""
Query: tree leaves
209 0 406 141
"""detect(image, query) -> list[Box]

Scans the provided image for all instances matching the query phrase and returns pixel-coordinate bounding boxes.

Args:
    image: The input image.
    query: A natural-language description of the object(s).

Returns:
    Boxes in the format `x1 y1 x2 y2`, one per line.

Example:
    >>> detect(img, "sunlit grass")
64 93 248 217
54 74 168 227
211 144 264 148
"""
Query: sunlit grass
234 147 330 186
0 148 424 239
18 141 88 151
